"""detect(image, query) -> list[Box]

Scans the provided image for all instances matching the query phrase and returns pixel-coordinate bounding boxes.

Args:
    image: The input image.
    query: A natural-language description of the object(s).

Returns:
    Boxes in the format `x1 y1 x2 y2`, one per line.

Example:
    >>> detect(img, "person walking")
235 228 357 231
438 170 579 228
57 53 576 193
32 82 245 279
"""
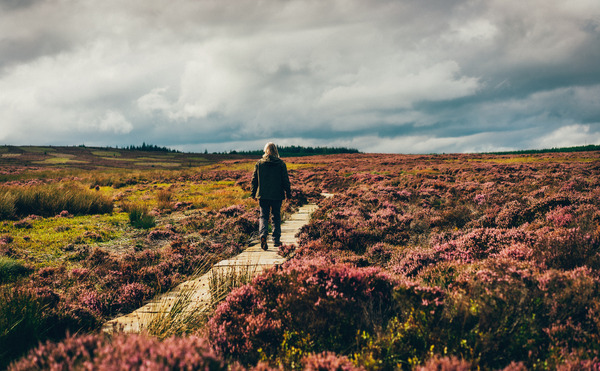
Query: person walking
251 142 292 250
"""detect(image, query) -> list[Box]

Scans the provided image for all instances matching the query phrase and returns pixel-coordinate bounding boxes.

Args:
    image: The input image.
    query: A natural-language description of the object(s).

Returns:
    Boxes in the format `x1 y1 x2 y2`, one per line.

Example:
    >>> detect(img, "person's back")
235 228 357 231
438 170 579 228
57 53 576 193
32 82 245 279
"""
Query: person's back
254 155 290 201
251 143 291 250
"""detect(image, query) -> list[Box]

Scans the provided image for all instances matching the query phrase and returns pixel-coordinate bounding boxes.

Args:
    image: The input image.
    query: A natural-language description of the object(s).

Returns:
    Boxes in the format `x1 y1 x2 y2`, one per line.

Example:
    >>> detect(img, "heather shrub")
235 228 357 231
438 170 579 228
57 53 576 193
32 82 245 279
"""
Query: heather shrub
555 357 600 370
532 227 600 270
365 242 395 266
218 203 246 217
415 260 462 289
301 352 362 371
353 281 445 370
392 246 443 277
9 333 225 370
113 282 152 313
415 355 472 371
538 267 600 362
207 261 396 366
278 242 296 258
0 283 99 367
213 210 258 244
361 259 600 369
431 228 536 263
298 217 373 254
546 206 575 228
437 261 600 368
442 260 548 368
436 203 473 229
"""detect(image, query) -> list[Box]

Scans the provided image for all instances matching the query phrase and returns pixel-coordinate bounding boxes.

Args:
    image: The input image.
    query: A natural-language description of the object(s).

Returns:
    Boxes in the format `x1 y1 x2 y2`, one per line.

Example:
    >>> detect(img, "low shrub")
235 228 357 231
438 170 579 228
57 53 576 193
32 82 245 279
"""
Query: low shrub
415 356 472 371
9 333 225 370
533 227 600 270
207 260 397 367
301 352 362 371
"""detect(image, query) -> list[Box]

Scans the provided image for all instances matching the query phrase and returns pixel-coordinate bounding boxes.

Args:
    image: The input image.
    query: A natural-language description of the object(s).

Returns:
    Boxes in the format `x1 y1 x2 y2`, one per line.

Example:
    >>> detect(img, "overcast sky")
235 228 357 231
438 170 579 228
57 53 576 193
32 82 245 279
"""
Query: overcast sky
1 0 599 154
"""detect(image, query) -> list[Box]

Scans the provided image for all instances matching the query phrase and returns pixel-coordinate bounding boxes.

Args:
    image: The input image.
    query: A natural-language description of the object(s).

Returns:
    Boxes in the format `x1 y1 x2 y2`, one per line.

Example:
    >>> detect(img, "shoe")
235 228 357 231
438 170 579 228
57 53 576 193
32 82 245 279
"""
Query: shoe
274 239 282 247
260 236 268 250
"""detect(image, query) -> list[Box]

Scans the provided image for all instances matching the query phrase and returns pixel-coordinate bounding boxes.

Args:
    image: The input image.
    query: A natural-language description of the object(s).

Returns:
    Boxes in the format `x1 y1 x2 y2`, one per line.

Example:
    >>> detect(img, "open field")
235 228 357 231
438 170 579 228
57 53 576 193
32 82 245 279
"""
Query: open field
2 147 600 370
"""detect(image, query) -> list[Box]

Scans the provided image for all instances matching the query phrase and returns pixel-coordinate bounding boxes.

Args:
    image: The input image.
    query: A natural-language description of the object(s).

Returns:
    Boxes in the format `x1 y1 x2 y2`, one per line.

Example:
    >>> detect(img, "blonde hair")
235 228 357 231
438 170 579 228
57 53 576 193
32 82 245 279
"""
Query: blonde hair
263 142 279 159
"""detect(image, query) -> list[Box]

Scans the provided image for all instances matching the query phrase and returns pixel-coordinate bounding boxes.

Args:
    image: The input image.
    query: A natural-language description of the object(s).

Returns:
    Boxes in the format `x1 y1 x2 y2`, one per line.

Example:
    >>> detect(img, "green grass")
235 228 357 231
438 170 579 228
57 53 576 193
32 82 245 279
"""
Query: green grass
18 146 56 153
0 287 48 369
91 151 121 157
0 213 128 266
34 157 87 164
0 257 32 284
113 180 252 212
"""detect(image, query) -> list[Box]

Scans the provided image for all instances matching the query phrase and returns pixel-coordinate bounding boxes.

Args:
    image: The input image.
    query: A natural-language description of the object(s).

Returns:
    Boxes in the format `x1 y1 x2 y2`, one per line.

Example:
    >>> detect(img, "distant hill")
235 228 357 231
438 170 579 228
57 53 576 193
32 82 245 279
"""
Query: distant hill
488 144 600 155
225 145 360 157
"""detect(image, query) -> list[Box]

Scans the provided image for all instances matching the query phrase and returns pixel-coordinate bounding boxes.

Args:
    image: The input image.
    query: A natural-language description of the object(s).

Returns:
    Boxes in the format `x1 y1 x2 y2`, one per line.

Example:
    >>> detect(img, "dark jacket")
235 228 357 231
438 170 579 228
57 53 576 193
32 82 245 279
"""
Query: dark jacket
251 156 292 200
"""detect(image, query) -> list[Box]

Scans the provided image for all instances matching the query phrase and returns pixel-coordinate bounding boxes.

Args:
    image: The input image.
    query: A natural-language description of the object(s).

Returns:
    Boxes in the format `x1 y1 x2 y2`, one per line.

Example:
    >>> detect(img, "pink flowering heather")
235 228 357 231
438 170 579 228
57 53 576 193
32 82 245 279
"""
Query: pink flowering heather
114 282 152 313
9 333 225 370
546 206 575 227
207 260 396 366
218 204 246 217
415 355 472 371
302 352 363 371
474 193 487 205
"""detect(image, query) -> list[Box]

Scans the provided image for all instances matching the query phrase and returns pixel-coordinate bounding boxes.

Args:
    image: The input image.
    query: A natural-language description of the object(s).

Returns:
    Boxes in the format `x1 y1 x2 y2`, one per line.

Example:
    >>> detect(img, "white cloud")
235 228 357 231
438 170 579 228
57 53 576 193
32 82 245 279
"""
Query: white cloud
85 111 133 134
0 0 599 152
537 124 600 149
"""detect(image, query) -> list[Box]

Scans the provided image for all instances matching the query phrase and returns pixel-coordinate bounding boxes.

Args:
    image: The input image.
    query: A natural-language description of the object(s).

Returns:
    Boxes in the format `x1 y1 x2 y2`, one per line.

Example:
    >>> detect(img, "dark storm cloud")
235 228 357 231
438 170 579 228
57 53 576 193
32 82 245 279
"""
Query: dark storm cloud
0 0 599 153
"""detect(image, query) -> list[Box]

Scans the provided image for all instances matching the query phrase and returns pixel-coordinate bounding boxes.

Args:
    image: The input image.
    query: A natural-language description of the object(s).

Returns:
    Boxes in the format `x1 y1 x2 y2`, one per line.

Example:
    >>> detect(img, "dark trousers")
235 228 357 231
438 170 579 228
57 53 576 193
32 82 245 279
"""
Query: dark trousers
259 199 282 240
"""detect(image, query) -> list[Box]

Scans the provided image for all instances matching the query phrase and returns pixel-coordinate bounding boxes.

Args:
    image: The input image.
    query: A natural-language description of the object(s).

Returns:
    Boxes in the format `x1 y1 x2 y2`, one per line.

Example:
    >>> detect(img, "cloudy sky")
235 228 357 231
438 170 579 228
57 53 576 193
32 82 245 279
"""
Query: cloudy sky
1 0 600 154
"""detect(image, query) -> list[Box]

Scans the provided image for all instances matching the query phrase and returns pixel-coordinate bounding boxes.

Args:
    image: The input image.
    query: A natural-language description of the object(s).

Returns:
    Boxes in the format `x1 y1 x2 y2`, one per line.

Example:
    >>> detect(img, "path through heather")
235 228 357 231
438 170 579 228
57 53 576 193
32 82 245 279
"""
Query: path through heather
103 196 330 334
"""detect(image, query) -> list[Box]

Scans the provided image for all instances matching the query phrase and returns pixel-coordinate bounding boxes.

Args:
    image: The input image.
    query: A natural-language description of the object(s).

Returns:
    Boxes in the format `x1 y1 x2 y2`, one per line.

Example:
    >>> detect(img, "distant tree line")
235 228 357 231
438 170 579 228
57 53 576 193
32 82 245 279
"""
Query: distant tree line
489 144 600 155
224 145 360 157
123 142 181 153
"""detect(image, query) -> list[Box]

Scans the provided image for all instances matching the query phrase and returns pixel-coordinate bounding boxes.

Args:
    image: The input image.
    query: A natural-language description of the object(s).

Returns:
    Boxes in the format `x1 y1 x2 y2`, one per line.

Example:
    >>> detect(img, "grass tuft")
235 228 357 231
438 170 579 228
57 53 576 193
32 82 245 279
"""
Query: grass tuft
141 259 258 340
156 189 174 211
0 257 32 284
142 257 216 339
208 263 257 309
0 183 113 220
124 203 156 229
0 287 48 369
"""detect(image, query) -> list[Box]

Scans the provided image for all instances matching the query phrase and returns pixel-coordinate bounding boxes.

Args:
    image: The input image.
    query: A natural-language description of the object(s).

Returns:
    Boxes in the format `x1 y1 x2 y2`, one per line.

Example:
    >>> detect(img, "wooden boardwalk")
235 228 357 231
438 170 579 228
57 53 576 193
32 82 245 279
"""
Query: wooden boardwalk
102 200 323 334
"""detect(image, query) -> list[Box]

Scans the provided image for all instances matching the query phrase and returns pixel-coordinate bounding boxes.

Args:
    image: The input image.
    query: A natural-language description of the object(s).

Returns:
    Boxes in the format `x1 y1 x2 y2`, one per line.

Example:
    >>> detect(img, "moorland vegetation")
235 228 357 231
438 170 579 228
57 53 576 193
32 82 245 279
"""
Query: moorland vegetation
1 146 599 370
